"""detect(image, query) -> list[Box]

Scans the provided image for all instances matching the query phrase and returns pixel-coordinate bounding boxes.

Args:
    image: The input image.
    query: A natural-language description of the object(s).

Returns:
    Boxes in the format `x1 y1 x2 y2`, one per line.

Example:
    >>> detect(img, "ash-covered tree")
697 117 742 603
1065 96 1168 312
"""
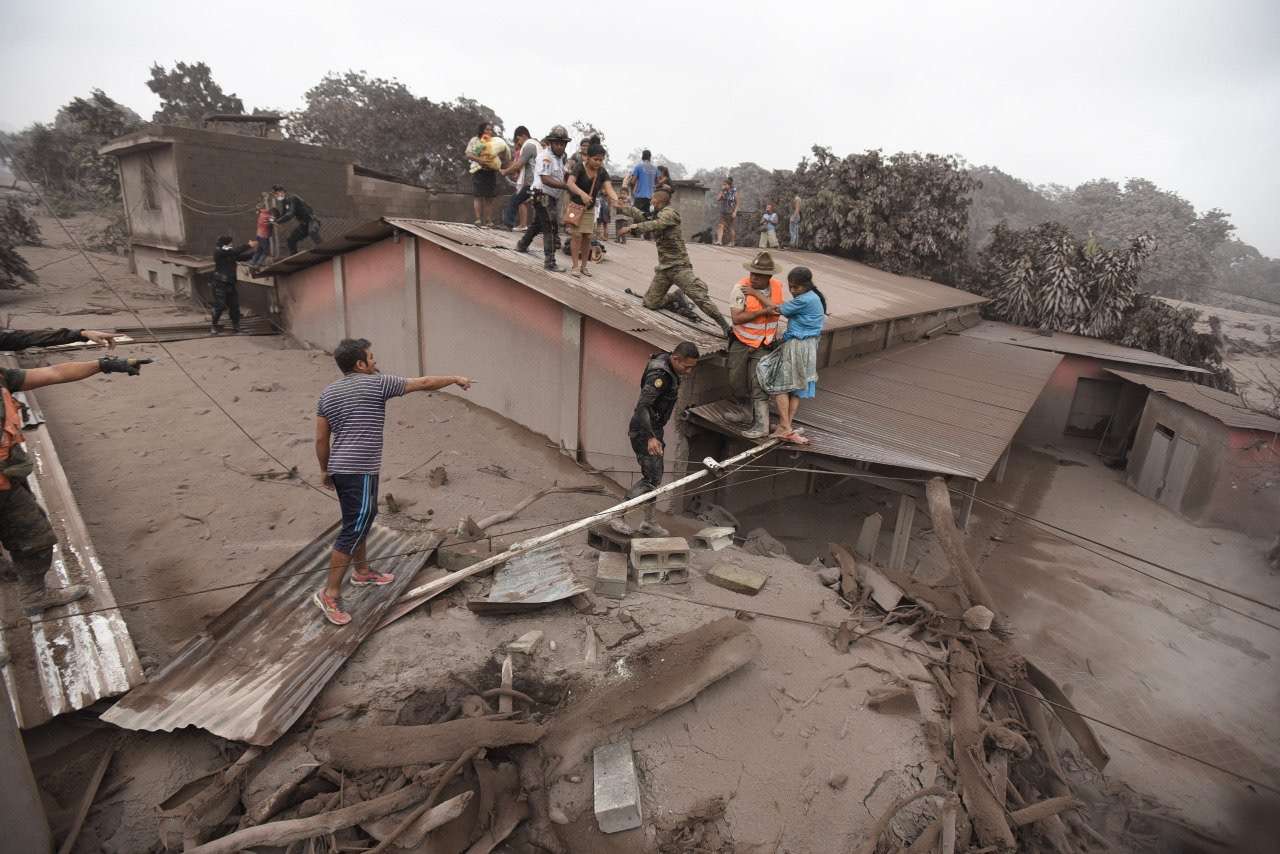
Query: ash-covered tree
977 222 1231 387
0 202 39 289
288 71 501 190
784 147 975 283
147 61 245 125
3 89 142 210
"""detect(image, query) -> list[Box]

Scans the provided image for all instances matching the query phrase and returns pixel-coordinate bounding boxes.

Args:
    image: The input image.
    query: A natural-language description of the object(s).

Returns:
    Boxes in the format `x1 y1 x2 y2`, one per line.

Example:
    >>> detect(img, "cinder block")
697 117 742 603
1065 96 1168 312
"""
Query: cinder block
588 524 630 553
706 563 769 595
629 537 690 570
596 553 628 599
593 741 642 833
692 526 735 551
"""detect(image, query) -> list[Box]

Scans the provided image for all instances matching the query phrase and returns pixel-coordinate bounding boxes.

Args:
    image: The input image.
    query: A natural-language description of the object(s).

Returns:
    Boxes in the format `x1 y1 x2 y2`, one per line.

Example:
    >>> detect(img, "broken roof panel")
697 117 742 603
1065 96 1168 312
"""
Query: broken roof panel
1105 368 1280 434
958 320 1209 374
101 523 438 745
0 357 144 728
691 334 1063 480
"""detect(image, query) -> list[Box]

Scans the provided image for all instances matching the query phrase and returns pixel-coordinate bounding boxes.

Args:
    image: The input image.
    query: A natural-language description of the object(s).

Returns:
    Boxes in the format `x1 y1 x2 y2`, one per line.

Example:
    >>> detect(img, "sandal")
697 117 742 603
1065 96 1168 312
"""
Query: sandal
313 590 352 626
781 431 811 446
580 267 593 277
351 570 395 586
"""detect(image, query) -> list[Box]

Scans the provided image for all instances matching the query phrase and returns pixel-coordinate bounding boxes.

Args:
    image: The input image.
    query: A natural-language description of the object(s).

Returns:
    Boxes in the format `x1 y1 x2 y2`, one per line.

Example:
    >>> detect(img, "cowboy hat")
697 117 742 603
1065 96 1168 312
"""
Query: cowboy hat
743 251 777 275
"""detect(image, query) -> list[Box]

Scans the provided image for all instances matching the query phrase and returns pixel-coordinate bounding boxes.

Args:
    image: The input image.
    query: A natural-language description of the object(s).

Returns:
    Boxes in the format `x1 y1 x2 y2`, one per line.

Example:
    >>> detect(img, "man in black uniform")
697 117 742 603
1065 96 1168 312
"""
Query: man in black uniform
613 340 700 537
273 184 322 254
211 235 258 334
1 355 150 614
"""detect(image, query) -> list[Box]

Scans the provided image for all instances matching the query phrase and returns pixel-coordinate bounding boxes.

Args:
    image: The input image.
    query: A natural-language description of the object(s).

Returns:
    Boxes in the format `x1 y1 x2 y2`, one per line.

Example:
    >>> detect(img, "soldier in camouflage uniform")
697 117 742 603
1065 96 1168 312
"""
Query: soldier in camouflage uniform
1 355 150 615
616 190 733 337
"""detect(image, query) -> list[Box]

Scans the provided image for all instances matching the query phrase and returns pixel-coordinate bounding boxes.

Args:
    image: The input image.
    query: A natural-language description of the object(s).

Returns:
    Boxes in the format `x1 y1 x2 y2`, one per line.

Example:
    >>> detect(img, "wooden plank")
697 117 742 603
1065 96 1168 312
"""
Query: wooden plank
888 494 915 571
57 745 114 854
314 719 546 771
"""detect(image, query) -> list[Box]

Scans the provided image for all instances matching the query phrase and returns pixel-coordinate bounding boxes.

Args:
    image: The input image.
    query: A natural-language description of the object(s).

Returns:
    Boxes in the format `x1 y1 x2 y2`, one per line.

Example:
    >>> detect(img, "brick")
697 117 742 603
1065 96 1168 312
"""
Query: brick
593 621 642 649
596 553 629 600
587 524 630 553
629 537 690 586
593 741 642 833
692 526 735 551
506 630 544 655
706 563 769 595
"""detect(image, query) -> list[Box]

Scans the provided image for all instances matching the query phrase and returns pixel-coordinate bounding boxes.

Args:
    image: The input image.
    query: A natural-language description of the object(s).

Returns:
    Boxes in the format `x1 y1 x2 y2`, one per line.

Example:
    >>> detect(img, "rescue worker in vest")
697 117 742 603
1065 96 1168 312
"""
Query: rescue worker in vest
726 251 785 439
611 341 700 537
1 355 151 614
616 191 733 337
515 125 572 272
0 328 119 351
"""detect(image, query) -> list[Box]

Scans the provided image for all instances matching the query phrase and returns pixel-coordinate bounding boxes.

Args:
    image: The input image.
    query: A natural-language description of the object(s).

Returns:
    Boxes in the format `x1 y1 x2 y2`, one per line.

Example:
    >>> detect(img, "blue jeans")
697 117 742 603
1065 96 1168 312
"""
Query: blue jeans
503 186 532 228
789 220 800 246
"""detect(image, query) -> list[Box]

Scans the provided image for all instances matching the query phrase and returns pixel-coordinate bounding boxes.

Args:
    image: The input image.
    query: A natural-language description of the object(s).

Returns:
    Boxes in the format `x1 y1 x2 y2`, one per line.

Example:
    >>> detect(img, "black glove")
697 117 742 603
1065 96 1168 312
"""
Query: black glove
99 356 153 376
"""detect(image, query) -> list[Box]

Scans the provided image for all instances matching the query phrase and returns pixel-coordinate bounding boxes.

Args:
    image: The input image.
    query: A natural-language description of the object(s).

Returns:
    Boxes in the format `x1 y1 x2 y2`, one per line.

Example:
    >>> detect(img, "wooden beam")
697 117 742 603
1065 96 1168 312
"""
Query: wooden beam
888 494 915 571
956 478 978 530
993 444 1011 483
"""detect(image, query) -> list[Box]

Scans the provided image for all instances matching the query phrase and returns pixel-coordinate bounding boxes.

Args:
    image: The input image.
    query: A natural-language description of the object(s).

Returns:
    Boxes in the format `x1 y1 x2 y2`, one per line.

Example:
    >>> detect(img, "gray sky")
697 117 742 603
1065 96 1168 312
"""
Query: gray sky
3 0 1278 254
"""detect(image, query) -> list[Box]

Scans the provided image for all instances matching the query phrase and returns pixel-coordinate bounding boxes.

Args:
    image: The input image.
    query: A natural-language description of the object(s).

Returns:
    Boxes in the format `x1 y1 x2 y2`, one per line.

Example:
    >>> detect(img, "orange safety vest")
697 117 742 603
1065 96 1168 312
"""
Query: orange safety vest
0 387 25 491
732 277 784 348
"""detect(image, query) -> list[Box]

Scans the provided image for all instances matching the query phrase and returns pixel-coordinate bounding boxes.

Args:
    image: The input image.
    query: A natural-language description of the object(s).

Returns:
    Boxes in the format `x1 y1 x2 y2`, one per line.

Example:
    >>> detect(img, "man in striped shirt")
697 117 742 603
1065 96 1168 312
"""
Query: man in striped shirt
314 338 471 626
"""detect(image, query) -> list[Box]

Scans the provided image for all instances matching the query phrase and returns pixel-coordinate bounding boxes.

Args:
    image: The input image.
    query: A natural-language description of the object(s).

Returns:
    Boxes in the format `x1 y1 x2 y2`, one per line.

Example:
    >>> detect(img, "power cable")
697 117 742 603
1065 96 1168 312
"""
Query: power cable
633 586 1280 797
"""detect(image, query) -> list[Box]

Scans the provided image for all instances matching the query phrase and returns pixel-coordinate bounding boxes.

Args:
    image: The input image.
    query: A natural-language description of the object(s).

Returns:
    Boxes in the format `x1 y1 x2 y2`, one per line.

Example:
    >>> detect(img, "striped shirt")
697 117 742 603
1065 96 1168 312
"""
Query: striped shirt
316 373 408 474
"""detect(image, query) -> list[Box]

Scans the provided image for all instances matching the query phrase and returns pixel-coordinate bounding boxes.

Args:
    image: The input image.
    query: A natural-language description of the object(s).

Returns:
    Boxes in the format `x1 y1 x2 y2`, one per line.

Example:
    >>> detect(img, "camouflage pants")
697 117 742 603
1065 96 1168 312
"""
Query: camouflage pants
727 337 768 402
643 266 729 331
0 480 57 582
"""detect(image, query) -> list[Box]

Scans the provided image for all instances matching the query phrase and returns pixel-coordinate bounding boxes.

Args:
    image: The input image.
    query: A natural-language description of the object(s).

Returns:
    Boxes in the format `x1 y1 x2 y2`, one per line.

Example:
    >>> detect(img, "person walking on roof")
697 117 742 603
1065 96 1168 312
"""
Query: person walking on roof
726 251 785 439
2 355 150 615
273 185 321 255
616 190 733 336
714 177 738 246
313 338 471 626
611 341 700 538
501 125 538 230
759 203 780 249
515 125 571 272
757 266 828 445
627 150 658 218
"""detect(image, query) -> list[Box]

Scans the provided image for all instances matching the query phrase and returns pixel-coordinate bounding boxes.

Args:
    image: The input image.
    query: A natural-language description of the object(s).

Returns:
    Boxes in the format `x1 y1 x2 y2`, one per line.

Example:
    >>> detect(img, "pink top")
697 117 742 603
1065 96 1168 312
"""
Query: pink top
256 210 272 239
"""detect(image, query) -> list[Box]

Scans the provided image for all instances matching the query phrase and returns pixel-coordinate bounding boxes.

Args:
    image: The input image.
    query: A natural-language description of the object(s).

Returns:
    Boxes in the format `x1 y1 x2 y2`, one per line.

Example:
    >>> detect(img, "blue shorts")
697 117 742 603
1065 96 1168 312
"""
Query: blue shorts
332 473 378 554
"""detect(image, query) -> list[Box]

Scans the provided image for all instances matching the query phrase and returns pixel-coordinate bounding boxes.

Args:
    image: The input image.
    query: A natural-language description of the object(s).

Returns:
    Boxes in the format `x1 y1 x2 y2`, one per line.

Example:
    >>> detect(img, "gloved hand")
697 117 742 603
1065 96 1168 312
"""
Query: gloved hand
99 356 153 376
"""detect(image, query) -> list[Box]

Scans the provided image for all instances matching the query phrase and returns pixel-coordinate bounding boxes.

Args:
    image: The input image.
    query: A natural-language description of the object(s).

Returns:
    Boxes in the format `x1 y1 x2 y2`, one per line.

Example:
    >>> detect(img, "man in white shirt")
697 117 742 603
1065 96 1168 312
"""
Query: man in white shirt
516 125 571 272
501 125 539 230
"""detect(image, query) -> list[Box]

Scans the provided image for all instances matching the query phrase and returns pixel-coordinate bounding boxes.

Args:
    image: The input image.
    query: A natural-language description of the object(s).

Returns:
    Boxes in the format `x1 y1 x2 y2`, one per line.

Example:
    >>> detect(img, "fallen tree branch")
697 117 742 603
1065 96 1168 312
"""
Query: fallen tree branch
855 785 948 854
925 478 992 614
470 485 606 533
314 719 545 770
183 785 470 854
368 748 477 854
950 642 1016 850
481 687 536 706
1009 796 1084 827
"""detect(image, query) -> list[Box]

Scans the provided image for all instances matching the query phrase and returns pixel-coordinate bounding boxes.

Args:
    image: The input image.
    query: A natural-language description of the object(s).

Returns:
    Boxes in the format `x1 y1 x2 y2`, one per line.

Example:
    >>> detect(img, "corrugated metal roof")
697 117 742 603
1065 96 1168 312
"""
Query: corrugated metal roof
0 357 144 728
690 334 1063 479
1105 369 1280 434
256 220 397 277
958 320 1209 374
101 523 439 745
263 217 987 351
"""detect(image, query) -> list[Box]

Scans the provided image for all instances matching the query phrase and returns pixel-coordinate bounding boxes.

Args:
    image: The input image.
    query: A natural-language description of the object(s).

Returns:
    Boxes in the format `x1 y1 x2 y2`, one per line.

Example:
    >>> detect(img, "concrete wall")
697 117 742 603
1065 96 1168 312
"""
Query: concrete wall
341 237 419 377
120 147 184 249
278 257 344 350
1126 394 1280 537
349 173 434 220
579 319 655 479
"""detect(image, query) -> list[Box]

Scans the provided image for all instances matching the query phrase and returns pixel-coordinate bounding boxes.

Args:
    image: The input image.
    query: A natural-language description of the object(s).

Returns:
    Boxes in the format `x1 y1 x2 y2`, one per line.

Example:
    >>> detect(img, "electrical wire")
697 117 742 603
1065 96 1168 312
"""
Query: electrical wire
632 586 1280 797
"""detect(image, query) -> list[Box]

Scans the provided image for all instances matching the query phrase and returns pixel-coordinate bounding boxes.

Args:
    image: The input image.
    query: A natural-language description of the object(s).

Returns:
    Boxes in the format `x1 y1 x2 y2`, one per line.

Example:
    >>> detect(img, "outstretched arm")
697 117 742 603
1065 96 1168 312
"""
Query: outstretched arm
405 375 472 393
17 356 150 391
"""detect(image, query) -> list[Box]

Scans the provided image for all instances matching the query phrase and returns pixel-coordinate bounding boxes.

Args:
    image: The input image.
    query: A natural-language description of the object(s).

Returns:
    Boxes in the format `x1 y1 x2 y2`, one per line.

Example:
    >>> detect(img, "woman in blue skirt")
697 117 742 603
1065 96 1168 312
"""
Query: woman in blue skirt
757 266 827 445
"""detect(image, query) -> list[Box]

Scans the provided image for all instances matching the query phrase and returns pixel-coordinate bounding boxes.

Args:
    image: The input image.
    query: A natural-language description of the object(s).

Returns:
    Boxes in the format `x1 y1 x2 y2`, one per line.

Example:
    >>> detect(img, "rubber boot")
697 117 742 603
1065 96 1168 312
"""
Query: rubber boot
742 398 770 439
19 576 89 616
724 400 752 424
637 503 668 537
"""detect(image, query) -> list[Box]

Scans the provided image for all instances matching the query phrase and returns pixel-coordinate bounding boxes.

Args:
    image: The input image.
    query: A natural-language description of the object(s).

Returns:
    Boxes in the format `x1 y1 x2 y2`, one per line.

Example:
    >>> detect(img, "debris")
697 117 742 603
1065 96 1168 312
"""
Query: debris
692 500 741 529
1026 661 1110 771
692 526 735 551
428 466 449 487
584 627 602 666
828 773 849 791
457 515 484 537
587 523 631 553
393 449 442 480
630 536 691 585
855 785 950 854
478 463 512 479
742 527 788 557
241 736 316 826
182 786 471 854
367 749 477 854
1008 796 1085 827
854 513 882 561
596 552 629 599
818 566 839 587
467 547 589 614
507 630 544 655
963 605 995 631
594 740 643 833
315 719 547 771
250 381 283 392
549 805 570 825
385 493 415 514
865 685 918 714
56 744 114 854
158 745 263 848
706 562 769 595
464 761 529 854
471 484 606 532
542 618 759 776
499 654 515 714
949 642 1016 849
594 620 643 649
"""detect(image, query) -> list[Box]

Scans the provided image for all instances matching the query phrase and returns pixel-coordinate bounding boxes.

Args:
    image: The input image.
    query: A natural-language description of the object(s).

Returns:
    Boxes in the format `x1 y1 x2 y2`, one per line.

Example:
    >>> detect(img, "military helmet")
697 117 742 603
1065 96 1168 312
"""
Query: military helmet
544 124 571 142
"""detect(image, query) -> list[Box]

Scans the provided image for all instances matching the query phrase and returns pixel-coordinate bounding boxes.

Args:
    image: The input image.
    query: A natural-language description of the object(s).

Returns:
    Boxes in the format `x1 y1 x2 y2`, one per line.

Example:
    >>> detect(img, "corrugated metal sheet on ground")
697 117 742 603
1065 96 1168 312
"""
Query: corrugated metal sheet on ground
1105 368 1280 434
958 320 1208 374
467 546 588 614
690 334 1062 480
0 355 144 728
101 523 439 745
